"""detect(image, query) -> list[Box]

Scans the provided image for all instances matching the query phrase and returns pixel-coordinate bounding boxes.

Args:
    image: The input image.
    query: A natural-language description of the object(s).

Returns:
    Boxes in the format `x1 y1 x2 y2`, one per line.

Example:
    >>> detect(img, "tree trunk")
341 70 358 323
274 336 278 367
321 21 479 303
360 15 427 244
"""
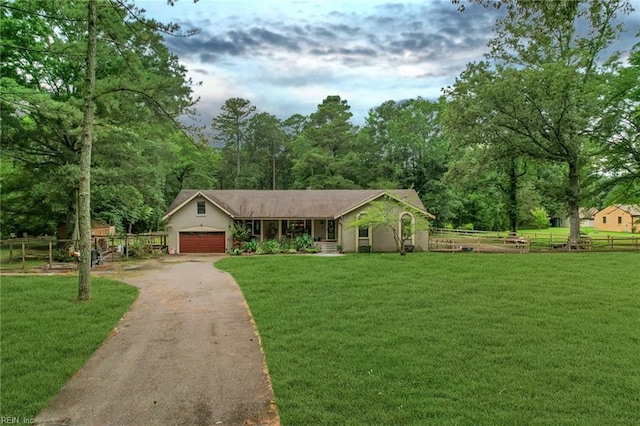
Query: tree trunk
508 158 518 235
567 159 581 246
236 134 241 189
70 189 80 242
77 0 97 301
272 143 276 190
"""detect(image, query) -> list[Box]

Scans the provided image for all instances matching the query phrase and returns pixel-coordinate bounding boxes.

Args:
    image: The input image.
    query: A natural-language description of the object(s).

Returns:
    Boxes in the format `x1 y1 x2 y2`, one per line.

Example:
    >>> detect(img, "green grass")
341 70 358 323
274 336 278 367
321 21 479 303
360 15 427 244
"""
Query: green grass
519 227 636 237
217 253 640 425
0 276 138 419
0 247 51 270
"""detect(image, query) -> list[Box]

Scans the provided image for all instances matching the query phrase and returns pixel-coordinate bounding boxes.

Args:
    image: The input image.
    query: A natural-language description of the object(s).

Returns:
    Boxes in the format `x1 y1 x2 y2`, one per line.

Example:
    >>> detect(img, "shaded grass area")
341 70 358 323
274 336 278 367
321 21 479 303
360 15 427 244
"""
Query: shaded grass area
217 253 640 425
0 276 138 419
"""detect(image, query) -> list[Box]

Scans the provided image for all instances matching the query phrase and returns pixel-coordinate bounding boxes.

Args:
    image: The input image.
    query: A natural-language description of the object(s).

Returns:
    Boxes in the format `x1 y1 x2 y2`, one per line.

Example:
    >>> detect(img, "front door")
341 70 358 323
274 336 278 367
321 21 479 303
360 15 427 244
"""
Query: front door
327 220 336 240
264 220 279 240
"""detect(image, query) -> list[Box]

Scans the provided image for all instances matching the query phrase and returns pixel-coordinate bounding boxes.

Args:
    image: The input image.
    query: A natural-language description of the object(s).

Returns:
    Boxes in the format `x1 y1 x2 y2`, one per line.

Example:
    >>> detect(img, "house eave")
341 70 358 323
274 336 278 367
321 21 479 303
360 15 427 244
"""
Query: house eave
333 191 435 220
162 190 236 220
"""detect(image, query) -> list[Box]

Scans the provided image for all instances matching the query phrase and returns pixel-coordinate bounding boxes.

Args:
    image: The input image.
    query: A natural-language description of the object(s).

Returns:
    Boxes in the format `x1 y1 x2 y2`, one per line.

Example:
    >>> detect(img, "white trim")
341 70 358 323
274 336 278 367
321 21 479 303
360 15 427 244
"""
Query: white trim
162 191 235 220
335 191 386 218
179 226 226 233
355 212 372 249
387 193 435 219
399 211 416 246
334 191 435 220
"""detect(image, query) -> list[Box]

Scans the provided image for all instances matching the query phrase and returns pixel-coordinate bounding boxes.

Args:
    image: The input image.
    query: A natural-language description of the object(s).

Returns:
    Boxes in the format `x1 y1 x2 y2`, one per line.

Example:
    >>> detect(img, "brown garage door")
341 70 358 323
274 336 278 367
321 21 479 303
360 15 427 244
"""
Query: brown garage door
180 232 226 253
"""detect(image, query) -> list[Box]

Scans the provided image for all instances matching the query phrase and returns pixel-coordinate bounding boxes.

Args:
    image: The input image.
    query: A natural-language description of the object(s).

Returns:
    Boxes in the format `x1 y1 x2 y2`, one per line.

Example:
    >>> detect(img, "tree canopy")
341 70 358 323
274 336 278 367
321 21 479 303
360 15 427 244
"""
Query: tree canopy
2 0 638 245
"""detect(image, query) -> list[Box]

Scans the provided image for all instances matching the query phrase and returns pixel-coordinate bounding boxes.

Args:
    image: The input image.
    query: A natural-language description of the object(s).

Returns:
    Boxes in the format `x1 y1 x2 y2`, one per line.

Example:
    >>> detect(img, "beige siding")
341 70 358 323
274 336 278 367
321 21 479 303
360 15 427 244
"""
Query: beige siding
166 196 233 253
594 206 636 233
341 205 429 252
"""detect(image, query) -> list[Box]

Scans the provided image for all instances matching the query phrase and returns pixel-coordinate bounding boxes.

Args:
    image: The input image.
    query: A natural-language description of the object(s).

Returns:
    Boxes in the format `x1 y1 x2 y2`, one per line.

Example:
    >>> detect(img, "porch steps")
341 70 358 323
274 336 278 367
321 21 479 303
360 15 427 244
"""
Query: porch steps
316 241 339 254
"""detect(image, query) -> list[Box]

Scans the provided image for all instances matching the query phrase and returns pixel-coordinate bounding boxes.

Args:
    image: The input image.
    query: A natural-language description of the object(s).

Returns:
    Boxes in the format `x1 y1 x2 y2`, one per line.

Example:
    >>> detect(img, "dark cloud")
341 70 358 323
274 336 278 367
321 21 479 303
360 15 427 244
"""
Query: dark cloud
164 0 497 69
249 28 302 51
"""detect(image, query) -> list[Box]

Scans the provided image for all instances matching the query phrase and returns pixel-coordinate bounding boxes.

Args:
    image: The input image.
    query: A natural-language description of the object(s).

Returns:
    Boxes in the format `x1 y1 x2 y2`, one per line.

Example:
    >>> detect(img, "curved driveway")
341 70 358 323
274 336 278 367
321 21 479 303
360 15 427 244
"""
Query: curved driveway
35 256 279 426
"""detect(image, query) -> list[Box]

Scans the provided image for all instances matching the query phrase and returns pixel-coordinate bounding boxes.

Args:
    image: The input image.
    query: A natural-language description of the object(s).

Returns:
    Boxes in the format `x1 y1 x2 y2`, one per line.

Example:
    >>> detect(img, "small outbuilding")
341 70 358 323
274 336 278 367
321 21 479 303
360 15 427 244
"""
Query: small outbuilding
57 220 116 239
594 204 640 233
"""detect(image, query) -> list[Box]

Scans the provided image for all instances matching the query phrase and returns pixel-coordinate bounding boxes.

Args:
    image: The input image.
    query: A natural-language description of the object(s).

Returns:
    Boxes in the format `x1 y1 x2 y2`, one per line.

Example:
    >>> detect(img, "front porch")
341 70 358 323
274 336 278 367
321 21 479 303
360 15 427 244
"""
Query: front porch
235 218 339 243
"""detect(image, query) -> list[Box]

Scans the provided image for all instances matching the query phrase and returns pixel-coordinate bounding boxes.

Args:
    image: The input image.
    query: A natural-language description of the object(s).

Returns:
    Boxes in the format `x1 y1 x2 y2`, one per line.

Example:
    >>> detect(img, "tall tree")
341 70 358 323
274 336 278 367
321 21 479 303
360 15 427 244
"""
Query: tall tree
292 95 359 189
77 0 97 299
446 0 634 243
244 112 289 189
211 97 256 189
1 0 199 298
358 98 457 226
597 45 640 203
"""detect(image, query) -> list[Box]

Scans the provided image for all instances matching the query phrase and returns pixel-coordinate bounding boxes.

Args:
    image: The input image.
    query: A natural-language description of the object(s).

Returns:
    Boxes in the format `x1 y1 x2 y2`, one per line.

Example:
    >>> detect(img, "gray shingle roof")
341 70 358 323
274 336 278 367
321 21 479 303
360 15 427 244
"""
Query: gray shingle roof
165 189 430 219
616 204 640 216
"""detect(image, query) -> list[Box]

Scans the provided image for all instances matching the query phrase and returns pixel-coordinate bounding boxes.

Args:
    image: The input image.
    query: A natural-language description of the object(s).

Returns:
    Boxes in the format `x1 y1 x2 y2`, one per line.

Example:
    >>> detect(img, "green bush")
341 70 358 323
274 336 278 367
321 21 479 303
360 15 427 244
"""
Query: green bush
462 223 474 230
278 238 295 252
245 239 257 253
127 239 152 258
232 222 251 245
530 206 550 229
230 248 243 256
256 239 282 254
358 245 371 253
54 249 75 262
295 234 314 250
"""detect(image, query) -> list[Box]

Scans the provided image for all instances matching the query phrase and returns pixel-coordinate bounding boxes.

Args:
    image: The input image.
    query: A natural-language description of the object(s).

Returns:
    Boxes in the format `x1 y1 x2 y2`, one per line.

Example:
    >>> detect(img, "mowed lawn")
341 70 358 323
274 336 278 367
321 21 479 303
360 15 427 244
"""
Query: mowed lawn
0 276 137 419
217 253 640 425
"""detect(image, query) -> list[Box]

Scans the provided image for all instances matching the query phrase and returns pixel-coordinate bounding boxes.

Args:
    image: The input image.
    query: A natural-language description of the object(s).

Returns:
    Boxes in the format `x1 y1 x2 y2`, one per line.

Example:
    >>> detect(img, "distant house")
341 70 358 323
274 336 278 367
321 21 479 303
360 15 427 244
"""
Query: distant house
162 189 434 254
579 207 598 228
594 205 640 233
550 208 597 228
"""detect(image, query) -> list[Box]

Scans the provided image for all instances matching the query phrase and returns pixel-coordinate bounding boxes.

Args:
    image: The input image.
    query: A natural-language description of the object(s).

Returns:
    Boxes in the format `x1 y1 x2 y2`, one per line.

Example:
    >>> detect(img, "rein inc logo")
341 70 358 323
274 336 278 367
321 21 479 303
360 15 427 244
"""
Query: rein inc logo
0 418 34 424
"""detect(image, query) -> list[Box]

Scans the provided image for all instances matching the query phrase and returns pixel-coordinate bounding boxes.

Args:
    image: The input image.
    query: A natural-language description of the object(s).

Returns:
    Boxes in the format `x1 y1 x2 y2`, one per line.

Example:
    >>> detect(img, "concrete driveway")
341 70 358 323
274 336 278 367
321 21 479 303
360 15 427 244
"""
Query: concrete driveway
35 256 279 426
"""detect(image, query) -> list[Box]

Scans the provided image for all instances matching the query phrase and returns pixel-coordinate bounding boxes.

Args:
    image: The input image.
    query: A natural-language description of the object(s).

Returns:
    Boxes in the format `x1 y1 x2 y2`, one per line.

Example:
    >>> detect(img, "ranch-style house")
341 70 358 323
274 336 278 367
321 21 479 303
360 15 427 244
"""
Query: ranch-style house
162 189 434 254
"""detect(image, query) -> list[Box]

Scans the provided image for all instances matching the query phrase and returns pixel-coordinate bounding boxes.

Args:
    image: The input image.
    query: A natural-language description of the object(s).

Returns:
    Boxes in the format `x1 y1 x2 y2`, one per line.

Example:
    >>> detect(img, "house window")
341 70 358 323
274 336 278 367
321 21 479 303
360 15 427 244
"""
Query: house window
603 217 607 224
283 220 310 237
357 213 369 238
358 226 369 238
618 216 622 224
197 201 206 215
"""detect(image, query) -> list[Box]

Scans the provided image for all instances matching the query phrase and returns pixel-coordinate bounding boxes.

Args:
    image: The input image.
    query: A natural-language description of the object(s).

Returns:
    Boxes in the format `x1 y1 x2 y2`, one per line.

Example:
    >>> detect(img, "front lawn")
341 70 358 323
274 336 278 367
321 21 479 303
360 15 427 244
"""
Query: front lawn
217 253 640 425
0 276 138 419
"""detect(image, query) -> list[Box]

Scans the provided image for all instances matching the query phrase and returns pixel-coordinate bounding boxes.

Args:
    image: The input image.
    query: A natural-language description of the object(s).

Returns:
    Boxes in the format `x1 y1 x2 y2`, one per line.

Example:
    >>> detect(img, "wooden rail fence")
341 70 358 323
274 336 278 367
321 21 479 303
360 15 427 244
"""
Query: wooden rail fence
0 233 168 270
429 229 640 253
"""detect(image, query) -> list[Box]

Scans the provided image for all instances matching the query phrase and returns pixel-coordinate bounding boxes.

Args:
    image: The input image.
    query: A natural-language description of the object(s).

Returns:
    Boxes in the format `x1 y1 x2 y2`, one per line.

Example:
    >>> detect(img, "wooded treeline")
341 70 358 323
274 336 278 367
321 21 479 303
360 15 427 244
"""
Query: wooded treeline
2 0 638 239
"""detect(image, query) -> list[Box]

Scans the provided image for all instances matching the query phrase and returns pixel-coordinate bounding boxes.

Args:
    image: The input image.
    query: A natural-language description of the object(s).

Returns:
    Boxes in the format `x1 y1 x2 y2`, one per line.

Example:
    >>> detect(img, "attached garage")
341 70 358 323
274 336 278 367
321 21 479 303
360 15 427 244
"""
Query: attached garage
179 231 226 253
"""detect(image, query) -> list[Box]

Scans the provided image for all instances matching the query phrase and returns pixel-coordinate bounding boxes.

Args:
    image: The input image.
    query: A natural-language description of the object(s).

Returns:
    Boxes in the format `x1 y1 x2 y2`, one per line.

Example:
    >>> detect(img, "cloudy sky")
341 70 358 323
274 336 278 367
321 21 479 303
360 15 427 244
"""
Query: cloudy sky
141 0 640 126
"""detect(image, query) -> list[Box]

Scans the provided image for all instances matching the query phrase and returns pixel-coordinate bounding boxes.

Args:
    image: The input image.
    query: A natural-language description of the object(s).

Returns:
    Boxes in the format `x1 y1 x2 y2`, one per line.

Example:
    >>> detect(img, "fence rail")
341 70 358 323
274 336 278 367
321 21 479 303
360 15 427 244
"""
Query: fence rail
0 233 168 270
429 229 640 253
